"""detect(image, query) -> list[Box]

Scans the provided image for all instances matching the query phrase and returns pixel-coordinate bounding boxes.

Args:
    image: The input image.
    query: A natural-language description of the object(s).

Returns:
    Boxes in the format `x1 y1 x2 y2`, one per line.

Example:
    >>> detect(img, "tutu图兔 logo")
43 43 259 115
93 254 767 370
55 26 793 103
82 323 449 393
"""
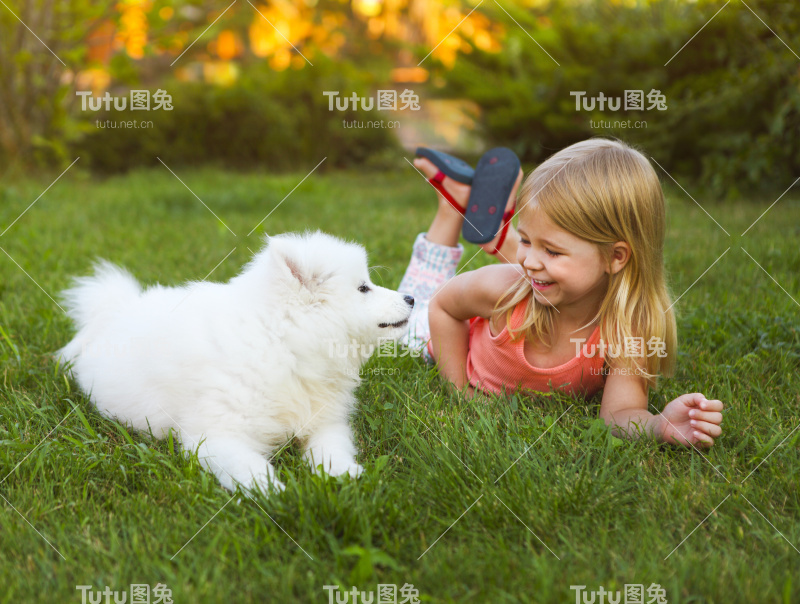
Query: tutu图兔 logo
76 583 173 604
570 90 667 111
570 583 668 604
323 583 420 604
76 90 173 112
323 90 420 112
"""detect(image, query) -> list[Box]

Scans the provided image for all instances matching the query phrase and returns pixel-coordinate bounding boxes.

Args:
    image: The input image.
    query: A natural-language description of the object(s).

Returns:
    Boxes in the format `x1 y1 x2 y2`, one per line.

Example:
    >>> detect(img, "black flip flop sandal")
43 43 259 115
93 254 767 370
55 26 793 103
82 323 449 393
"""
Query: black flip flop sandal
461 147 521 246
415 147 475 184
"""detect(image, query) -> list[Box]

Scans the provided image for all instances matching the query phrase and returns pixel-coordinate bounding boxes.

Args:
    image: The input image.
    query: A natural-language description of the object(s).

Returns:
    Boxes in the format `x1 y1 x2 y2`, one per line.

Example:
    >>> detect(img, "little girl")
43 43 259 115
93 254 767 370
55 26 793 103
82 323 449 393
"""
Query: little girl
399 139 724 448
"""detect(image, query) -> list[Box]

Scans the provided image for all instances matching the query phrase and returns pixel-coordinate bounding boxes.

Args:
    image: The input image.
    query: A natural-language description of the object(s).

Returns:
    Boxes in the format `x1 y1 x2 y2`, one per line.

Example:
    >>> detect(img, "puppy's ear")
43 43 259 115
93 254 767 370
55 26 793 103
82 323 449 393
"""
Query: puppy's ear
269 237 329 293
283 255 313 290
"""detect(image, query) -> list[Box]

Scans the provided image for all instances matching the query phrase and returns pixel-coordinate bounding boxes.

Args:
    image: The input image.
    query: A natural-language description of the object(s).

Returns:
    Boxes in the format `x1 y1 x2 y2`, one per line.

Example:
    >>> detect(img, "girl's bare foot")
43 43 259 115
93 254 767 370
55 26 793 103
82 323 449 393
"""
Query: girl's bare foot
413 157 471 212
413 156 471 247
412 156 522 262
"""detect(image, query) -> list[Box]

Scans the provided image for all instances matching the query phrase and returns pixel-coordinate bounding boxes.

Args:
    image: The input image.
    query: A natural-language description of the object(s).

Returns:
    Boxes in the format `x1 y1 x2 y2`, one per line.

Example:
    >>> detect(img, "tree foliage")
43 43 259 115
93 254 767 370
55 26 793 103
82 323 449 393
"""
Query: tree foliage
0 0 116 162
443 0 800 197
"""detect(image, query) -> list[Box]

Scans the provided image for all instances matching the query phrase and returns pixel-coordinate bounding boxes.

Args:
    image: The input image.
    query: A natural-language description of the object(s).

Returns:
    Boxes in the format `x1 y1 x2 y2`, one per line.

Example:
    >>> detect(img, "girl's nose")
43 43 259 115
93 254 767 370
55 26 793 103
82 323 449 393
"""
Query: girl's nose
523 250 543 271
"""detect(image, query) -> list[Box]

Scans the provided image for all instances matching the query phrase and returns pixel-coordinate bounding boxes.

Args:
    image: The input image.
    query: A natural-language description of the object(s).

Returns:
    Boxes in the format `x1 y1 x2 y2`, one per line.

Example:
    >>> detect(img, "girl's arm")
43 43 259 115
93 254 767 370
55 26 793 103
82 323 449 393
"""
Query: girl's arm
600 371 724 448
599 371 662 439
428 264 521 391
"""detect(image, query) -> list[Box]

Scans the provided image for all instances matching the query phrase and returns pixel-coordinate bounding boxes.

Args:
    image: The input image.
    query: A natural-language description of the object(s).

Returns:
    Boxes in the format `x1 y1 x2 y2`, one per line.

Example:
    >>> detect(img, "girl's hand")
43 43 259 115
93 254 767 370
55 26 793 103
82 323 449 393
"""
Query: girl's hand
658 393 723 448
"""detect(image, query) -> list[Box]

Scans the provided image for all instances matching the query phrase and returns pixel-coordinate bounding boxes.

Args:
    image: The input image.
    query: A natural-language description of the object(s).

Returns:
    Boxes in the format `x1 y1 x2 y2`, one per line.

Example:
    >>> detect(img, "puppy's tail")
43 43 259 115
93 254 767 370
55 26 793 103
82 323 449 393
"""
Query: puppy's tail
61 260 142 331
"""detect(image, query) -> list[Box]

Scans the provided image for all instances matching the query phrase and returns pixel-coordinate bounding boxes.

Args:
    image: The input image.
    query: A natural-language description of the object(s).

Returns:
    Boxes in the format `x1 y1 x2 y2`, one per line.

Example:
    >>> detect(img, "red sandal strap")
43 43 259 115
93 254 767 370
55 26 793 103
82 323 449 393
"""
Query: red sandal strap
429 171 466 215
489 206 516 256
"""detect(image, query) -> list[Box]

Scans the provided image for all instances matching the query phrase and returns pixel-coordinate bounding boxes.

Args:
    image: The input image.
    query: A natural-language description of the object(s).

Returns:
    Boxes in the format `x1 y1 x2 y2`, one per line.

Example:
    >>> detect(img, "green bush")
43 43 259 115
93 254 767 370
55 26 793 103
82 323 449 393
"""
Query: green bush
75 57 399 173
443 0 800 198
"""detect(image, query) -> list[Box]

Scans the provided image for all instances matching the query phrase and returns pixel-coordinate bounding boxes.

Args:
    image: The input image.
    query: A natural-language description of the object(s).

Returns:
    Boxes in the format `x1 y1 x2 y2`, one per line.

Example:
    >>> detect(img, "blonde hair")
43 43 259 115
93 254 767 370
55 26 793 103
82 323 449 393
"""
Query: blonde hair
494 138 676 388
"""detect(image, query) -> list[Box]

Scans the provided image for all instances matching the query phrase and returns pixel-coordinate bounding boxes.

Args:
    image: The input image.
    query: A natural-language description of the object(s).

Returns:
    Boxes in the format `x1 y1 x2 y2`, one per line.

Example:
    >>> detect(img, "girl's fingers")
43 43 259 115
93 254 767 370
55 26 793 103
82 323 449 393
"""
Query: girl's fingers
684 393 707 407
693 431 714 447
690 411 723 424
700 399 723 411
684 395 724 412
690 420 722 437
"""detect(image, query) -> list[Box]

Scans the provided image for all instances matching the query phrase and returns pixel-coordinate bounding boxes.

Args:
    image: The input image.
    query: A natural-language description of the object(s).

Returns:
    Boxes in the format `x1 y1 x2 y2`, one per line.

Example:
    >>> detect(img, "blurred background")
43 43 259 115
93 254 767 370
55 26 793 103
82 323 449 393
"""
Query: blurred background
1 0 798 197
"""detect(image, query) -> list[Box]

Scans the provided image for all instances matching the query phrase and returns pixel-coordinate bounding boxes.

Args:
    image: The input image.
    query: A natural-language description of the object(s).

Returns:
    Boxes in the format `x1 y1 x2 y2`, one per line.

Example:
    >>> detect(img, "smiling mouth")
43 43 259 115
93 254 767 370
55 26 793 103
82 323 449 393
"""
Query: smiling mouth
379 319 409 329
531 278 555 292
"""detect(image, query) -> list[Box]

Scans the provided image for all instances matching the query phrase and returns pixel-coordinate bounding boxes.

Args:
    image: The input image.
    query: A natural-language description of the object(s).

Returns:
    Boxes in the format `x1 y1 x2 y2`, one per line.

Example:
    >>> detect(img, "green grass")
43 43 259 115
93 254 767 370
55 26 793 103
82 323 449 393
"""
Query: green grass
0 166 798 603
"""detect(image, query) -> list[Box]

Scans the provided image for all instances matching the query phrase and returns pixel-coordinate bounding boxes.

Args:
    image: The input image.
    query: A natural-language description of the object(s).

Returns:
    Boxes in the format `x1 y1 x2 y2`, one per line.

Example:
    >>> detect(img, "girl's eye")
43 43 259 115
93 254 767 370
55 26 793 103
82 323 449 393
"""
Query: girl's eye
358 284 371 293
546 248 561 257
519 238 530 246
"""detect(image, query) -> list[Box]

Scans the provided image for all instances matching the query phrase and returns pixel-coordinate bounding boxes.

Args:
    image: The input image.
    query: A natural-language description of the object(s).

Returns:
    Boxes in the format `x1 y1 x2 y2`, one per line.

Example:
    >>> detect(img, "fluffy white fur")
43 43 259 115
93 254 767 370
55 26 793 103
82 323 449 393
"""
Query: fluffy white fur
57 231 414 494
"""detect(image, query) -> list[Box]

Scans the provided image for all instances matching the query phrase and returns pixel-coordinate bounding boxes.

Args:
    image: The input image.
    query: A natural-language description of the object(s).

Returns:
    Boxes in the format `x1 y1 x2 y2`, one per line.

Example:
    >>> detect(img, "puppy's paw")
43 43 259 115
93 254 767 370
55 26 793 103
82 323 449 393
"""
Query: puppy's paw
346 463 365 479
318 459 364 479
240 473 285 497
256 476 286 495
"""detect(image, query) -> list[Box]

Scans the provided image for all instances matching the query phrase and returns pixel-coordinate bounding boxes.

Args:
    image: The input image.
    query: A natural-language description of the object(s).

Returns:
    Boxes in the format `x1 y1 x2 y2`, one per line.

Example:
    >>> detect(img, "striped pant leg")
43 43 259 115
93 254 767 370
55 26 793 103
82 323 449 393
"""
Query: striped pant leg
397 232 463 362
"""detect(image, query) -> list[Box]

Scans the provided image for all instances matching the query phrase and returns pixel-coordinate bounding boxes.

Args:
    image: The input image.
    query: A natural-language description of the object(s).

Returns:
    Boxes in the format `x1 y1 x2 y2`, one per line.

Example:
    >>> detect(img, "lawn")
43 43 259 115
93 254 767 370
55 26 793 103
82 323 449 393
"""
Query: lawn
0 164 798 603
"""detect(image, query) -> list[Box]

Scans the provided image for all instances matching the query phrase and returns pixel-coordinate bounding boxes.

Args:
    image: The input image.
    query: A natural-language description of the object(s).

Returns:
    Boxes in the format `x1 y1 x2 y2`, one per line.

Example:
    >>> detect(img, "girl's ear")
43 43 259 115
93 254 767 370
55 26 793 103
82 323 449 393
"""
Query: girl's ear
608 241 631 275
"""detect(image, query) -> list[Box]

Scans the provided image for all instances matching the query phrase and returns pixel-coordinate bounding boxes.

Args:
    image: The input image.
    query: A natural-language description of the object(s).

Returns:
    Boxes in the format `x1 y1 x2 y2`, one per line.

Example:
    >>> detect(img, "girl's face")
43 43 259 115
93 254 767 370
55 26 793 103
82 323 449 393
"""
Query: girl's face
516 206 614 316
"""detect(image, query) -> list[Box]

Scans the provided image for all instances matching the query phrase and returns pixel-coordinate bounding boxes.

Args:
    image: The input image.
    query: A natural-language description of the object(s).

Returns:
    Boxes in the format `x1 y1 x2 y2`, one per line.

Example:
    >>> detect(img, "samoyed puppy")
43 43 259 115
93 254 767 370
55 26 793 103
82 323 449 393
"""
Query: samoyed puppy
57 231 414 495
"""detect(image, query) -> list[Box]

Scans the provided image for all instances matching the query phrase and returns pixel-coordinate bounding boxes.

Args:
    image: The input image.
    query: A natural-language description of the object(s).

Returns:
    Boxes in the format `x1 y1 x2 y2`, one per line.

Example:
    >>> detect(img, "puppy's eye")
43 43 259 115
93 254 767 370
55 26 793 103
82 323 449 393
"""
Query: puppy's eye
358 284 371 293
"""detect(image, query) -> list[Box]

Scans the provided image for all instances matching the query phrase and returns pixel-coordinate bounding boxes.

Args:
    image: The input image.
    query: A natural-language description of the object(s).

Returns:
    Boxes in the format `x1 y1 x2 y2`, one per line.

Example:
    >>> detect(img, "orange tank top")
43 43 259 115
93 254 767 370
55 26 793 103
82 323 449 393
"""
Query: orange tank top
465 298 606 397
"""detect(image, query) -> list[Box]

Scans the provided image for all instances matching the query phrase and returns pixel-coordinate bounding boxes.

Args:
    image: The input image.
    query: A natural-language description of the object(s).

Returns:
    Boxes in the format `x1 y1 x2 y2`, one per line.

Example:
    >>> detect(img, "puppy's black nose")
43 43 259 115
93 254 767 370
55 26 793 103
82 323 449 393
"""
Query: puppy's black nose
403 295 415 308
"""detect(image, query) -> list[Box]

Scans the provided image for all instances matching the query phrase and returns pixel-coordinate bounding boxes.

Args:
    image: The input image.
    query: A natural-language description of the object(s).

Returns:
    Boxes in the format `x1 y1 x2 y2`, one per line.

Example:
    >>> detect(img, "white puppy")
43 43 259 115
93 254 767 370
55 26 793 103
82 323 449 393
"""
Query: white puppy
57 231 414 494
